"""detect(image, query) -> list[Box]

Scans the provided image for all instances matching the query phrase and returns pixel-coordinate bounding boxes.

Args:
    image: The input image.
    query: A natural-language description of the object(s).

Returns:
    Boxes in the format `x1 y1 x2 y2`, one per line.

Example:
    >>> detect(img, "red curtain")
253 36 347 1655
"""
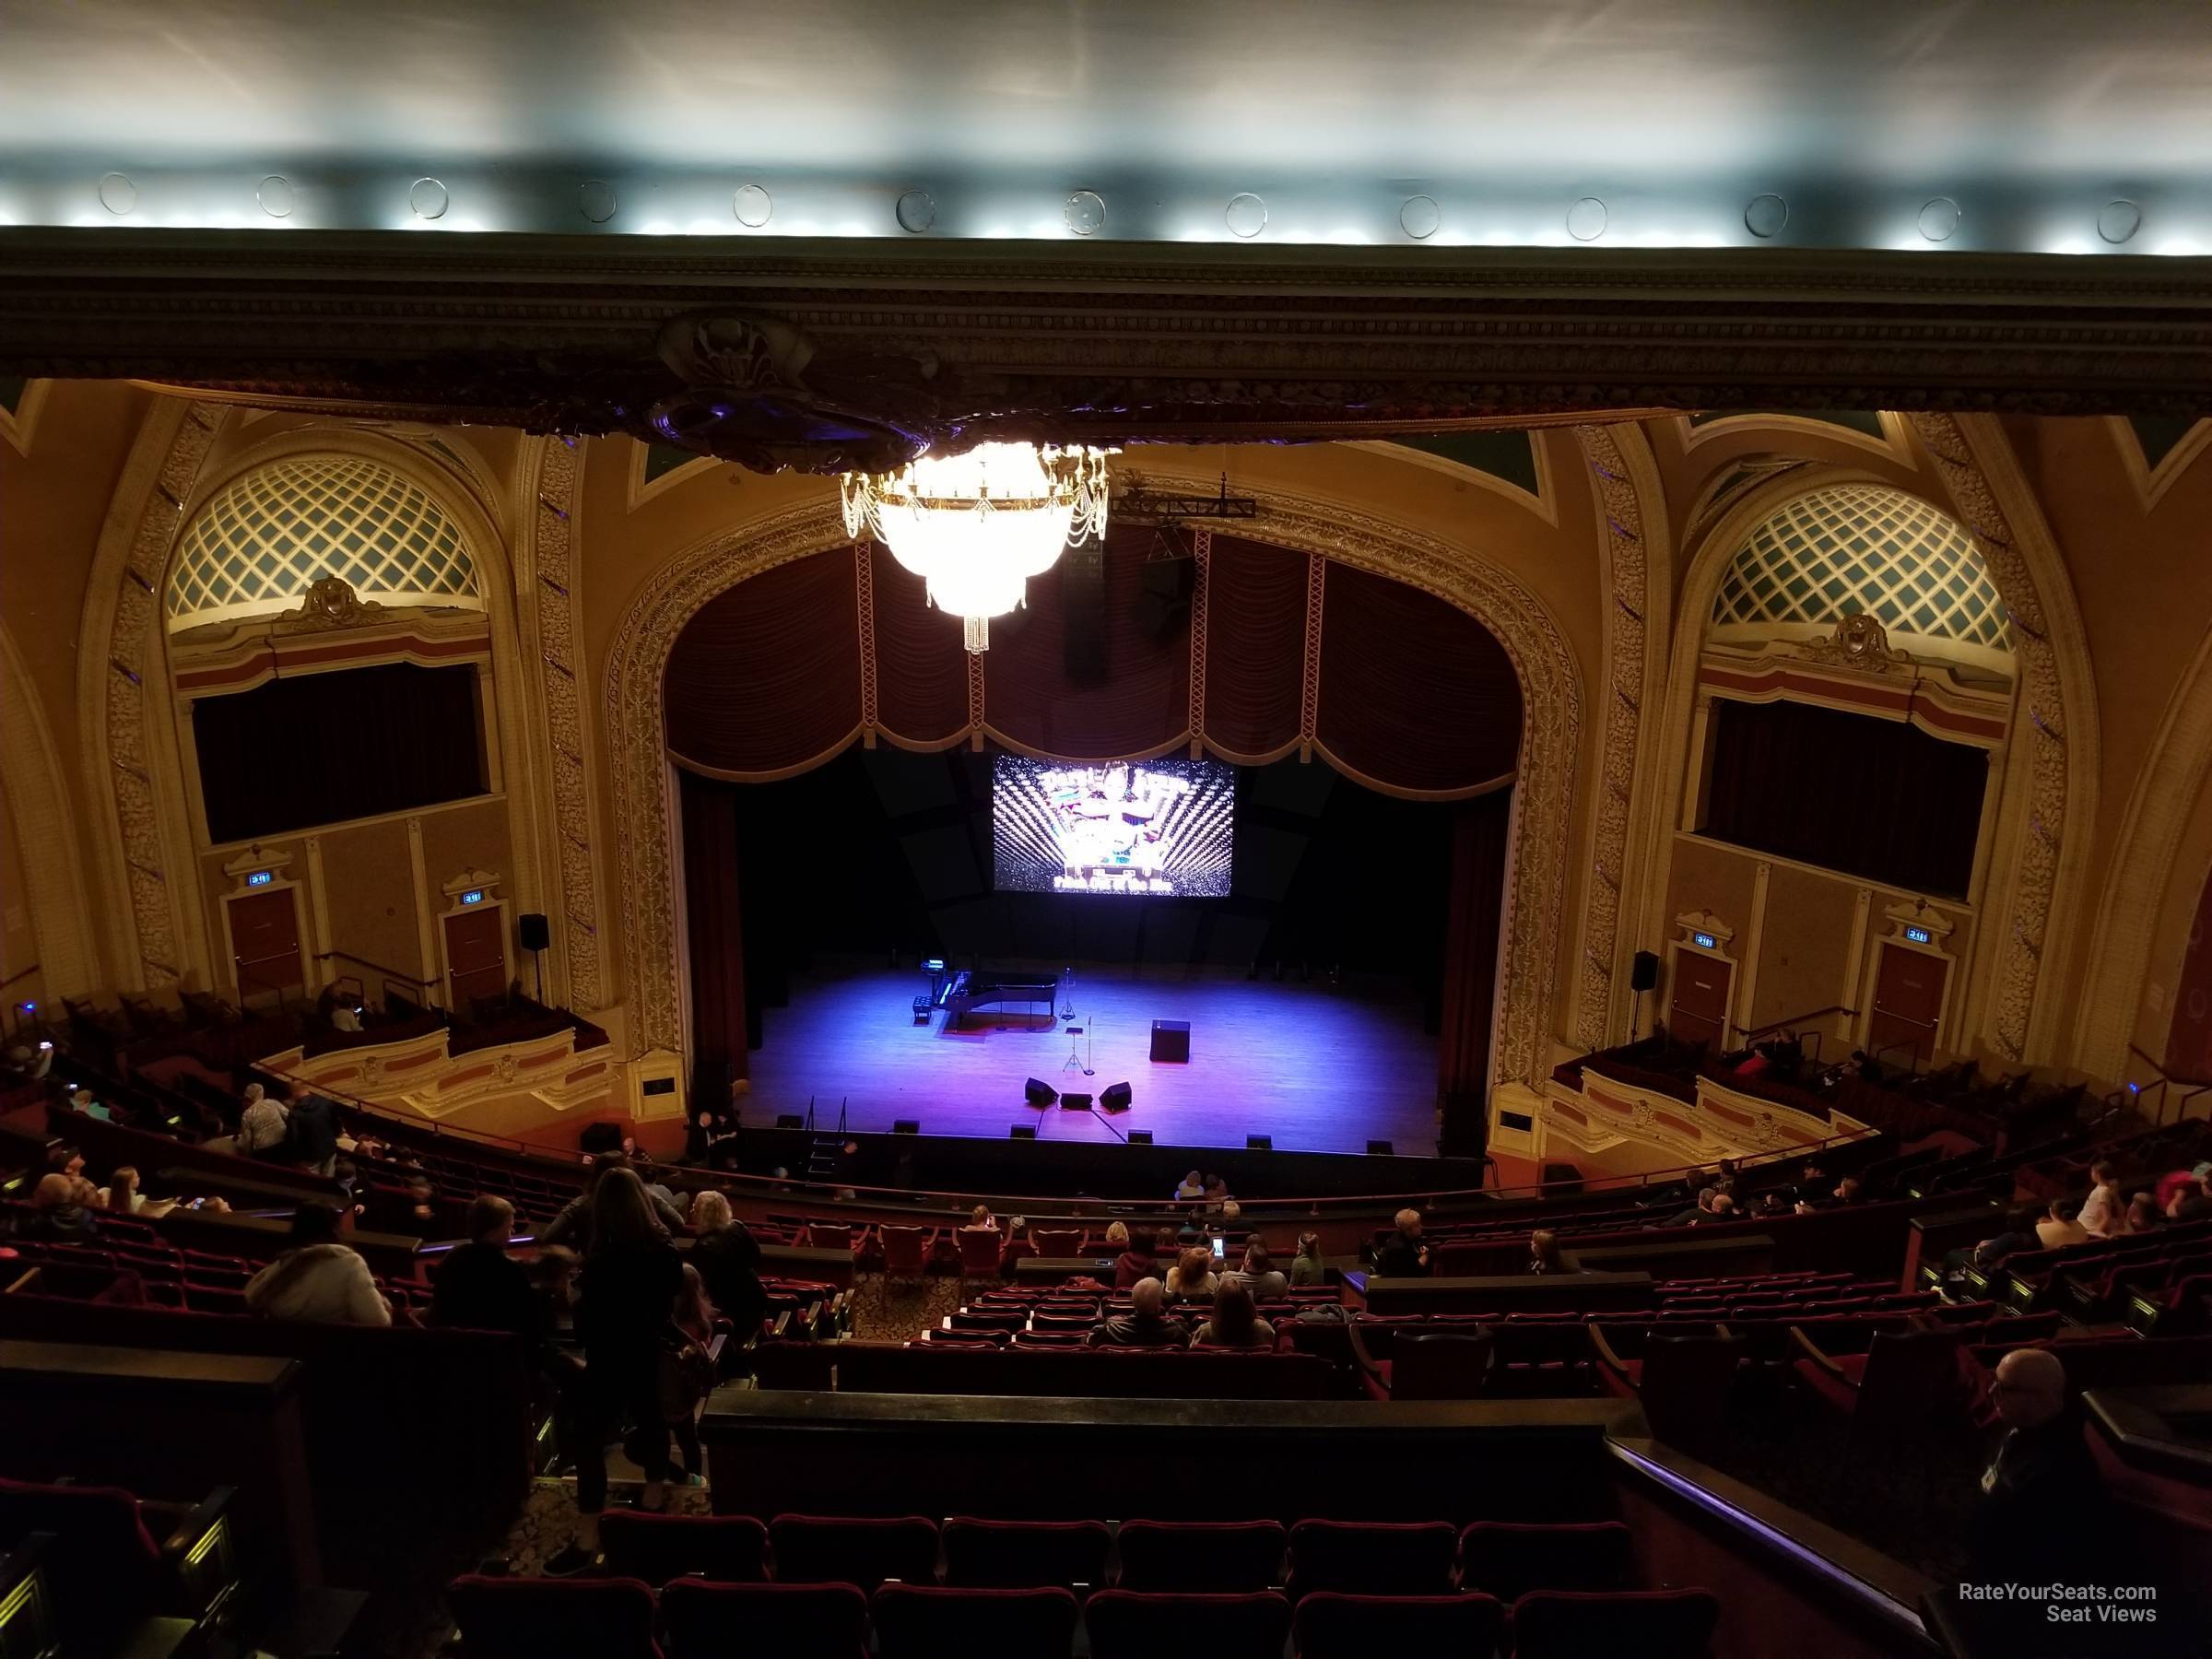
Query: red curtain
872 556 970 747
1203 535 1307 758
1436 789 1512 1156
680 768 748 1100
665 549 862 774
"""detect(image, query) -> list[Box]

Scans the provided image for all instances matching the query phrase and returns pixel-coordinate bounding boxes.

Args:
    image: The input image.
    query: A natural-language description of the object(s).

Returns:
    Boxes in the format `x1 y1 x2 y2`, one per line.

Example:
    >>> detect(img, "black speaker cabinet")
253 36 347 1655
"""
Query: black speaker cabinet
1100 1081 1134 1111
518 912 551 952
1060 1092 1093 1111
1149 1019 1192 1063
1023 1077 1058 1106
1630 949 1661 993
892 1119 920 1135
1009 1124 1037 1140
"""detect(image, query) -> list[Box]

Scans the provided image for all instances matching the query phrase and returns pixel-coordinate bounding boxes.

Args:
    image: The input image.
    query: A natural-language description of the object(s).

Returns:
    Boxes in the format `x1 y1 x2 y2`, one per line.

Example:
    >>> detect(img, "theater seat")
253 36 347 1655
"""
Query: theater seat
1286 1520 1459 1598
1791 1326 1964 1431
1293 1590 1505 1658
1457 1521 1634 1601
942 1517 1110 1588
1511 1587 1721 1659
447 1574 660 1659
1116 1519 1286 1592
1086 1589 1292 1659
771 1514 939 1590
599 1512 770 1586
869 1583 1077 1659
660 1580 866 1659
0 1476 170 1655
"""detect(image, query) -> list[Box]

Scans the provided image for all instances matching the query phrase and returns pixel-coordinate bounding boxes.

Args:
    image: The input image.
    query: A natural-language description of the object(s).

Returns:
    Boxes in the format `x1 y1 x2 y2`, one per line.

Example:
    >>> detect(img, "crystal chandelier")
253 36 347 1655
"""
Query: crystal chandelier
841 441 1114 653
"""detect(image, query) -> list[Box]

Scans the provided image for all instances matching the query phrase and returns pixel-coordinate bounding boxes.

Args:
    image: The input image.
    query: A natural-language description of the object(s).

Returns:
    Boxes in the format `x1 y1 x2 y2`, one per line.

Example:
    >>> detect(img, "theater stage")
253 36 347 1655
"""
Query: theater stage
743 959 1441 1157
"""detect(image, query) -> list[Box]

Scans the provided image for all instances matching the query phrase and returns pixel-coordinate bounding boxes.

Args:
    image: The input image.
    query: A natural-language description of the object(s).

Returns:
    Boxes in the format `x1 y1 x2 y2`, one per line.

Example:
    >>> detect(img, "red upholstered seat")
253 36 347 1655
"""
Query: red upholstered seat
869 1583 1077 1659
1294 1590 1505 1658
1116 1520 1287 1592
1511 1588 1721 1658
1086 1590 1291 1659
599 1512 770 1586
771 1514 939 1590
942 1517 1110 1588
1286 1520 1459 1598
1457 1521 1634 1602
660 1580 866 1659
0 1477 168 1654
447 1574 660 1659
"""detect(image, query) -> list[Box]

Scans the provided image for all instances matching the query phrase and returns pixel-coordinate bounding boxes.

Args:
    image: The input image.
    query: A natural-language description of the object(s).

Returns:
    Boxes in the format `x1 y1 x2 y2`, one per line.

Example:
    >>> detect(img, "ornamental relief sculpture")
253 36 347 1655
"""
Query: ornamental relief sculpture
604 473 1583 1097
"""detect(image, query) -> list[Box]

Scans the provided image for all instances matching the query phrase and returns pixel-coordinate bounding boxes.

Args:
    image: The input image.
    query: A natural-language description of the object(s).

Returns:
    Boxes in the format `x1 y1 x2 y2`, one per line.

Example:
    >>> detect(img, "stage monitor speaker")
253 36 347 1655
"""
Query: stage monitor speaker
773 1113 805 1129
892 1119 920 1135
518 912 550 952
1247 1134 1272 1150
1630 949 1661 992
1366 1139 1394 1157
1149 1019 1192 1063
578 1121 624 1153
1100 1081 1133 1111
1127 1129 1154 1144
1009 1124 1037 1140
1060 1092 1093 1111
1024 1077 1058 1106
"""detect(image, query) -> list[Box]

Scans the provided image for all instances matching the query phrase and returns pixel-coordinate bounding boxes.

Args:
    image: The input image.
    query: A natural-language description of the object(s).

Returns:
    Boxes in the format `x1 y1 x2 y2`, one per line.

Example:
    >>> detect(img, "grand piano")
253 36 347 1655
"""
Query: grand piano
939 968 1060 1028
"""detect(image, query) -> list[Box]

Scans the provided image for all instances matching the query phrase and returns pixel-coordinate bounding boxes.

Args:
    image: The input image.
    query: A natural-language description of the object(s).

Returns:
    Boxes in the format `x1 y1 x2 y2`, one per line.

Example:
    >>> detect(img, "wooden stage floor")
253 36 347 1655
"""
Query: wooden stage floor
744 959 1441 1157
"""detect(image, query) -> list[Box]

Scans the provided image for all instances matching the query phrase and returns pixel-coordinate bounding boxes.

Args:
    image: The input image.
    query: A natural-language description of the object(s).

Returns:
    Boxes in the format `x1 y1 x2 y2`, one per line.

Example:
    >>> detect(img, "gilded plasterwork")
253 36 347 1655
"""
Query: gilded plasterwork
527 436 603 1009
605 477 1583 1094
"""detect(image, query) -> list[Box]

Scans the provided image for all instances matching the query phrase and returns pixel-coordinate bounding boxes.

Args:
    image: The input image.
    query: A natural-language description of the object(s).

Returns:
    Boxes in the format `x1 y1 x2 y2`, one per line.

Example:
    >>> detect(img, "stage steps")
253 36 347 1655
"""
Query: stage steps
807 1133 841 1180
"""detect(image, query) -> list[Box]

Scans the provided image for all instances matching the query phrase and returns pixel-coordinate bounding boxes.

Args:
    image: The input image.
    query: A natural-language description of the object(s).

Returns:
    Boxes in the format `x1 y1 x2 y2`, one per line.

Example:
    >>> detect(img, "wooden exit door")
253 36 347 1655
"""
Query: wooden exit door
1868 943 1947 1068
1669 952 1735 1049
228 888 302 1004
443 907 508 1013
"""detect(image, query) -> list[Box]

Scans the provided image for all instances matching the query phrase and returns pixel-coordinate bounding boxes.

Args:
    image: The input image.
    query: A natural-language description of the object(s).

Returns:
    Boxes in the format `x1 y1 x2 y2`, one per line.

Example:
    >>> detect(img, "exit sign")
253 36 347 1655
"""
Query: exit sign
1691 931 1717 950
1904 924 1932 944
461 888 485 905
245 870 273 887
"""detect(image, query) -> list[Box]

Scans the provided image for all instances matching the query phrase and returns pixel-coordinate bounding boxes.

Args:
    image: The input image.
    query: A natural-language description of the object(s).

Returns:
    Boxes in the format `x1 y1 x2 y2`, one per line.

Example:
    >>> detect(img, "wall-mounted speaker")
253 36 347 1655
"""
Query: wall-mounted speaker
1246 1134 1272 1150
1630 949 1661 992
518 912 550 952
1009 1124 1037 1139
1024 1077 1058 1106
1100 1081 1133 1111
892 1119 920 1135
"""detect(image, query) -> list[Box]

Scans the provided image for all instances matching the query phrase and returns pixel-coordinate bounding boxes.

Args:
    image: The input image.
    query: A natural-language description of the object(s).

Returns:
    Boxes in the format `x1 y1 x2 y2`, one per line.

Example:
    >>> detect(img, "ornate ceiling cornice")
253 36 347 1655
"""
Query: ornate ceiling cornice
3 231 2208 468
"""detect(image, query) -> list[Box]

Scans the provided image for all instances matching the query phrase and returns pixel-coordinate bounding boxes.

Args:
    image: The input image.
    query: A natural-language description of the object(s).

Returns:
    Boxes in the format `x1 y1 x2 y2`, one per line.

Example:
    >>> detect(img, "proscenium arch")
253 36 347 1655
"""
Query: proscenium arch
1642 448 2085 1065
606 477 1583 1103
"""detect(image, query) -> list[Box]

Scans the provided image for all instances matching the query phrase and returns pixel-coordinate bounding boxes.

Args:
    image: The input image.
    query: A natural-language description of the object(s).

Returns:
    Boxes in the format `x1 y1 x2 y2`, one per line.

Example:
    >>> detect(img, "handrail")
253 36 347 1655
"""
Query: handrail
1740 1005 1854 1042
0 962 41 993
317 949 438 994
242 1046 1879 1218
2120 1043 2212 1129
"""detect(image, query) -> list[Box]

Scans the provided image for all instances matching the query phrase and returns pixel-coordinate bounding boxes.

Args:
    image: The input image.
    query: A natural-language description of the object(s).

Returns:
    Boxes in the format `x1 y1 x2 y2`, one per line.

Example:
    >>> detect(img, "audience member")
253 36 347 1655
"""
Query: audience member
2154 1160 2211 1215
66 1086 112 1122
1223 1238 1287 1299
552 1169 685 1572
1290 1231 1326 1287
529 1245 580 1339
663 1264 717 1483
285 1081 343 1178
688 1191 768 1345
1966 1348 2108 1586
1830 1174 1864 1206
1965 1205 2044 1274
238 1083 289 1159
97 1165 173 1218
1087 1277 1191 1348
2172 1171 2212 1223
1193 1283 1276 1348
1166 1245 1219 1300
429 1195 546 1350
1529 1229 1564 1275
1202 1173 1230 1209
2120 1192 2162 1235
20 1171 100 1240
243 1203 391 1326
2077 1160 2121 1237
1375 1208 1428 1276
682 1112 714 1163
1107 1221 1155 1288
3 1041 53 1084
540 1152 685 1249
46 1143 86 1180
2033 1196 2088 1250
964 1203 999 1231
1174 1171 1205 1200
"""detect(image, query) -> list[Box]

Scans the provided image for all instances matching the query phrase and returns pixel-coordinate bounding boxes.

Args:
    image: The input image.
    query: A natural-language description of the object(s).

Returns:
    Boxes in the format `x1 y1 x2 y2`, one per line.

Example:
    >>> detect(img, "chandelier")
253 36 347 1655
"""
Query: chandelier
841 441 1114 653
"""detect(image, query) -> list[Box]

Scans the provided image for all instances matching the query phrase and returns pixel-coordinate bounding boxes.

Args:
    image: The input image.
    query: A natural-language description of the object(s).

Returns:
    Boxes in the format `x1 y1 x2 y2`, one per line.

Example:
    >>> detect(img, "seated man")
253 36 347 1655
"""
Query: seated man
18 1171 101 1241
430 1194 547 1352
1965 1347 2111 1590
1088 1277 1191 1348
2033 1196 2088 1250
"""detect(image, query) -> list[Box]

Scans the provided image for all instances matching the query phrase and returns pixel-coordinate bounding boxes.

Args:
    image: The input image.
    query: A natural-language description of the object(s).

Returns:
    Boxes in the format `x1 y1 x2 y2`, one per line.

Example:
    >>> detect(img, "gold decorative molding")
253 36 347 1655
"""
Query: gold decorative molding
1572 424 1652 1049
605 477 1583 1096
2108 416 2212 513
1185 528 1212 757
0 619 101 995
525 435 603 1009
1298 551 1326 761
1908 413 2098 1063
1799 612 1908 671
